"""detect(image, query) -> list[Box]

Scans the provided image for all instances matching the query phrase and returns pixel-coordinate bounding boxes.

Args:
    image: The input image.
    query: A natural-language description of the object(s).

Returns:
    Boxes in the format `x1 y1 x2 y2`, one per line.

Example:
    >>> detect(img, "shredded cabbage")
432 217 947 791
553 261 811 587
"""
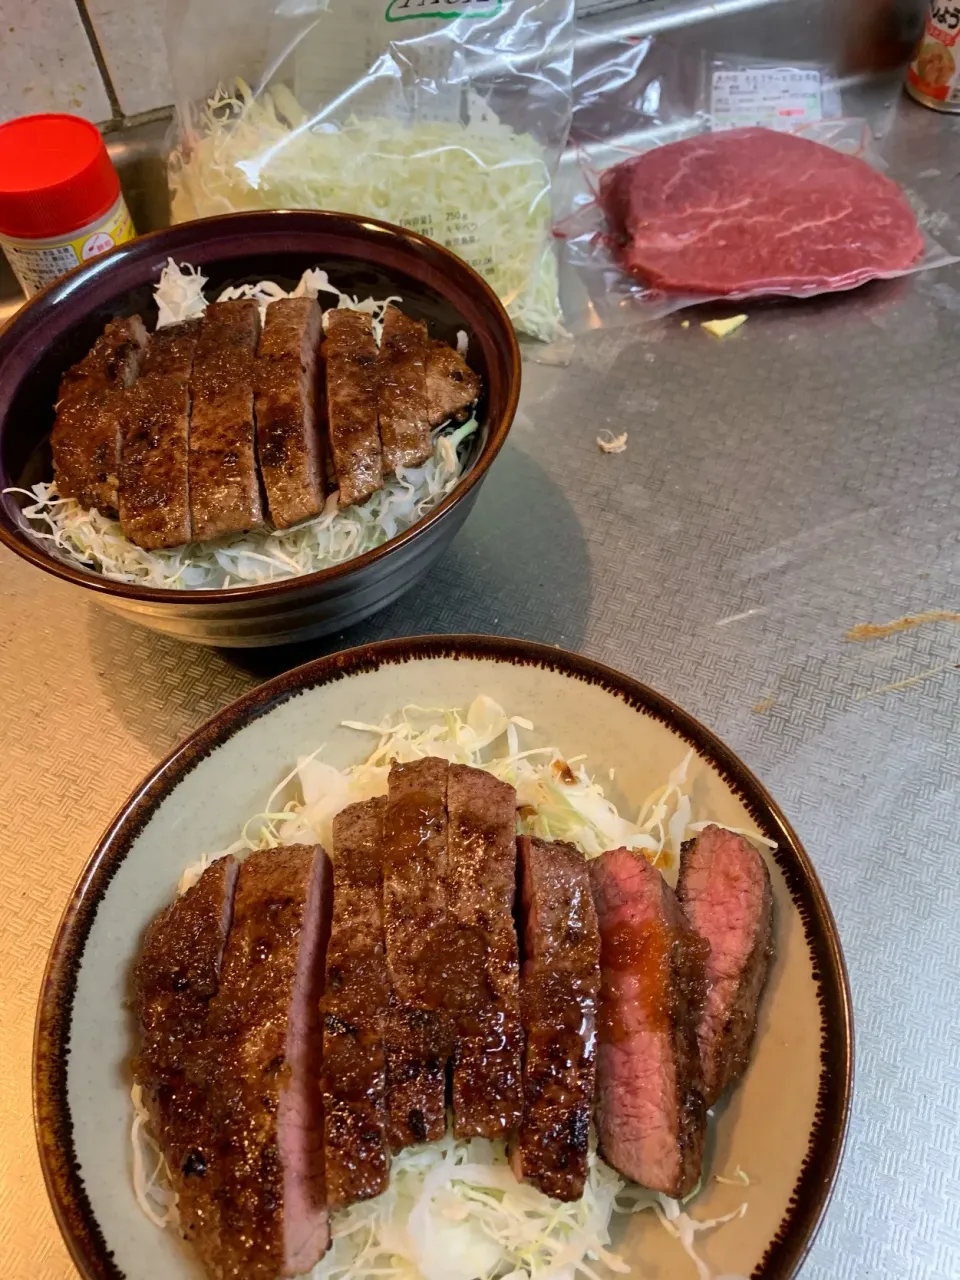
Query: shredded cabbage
169 82 563 342
9 262 479 590
140 698 769 1279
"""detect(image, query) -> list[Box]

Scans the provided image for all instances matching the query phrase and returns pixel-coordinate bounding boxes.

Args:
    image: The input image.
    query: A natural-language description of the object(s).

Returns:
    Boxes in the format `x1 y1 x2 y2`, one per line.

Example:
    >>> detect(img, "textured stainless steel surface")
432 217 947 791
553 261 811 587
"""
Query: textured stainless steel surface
2 59 960 1280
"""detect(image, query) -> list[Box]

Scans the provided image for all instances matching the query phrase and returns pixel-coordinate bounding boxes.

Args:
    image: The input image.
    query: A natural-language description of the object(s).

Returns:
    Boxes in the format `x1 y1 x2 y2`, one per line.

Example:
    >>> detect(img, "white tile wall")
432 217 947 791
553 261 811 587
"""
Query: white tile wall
0 0 112 124
85 0 174 118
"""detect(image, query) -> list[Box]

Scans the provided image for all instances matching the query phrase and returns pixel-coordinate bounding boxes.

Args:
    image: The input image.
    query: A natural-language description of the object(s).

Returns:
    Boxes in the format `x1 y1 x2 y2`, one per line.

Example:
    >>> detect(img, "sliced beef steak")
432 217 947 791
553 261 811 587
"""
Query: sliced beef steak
600 127 925 296
378 305 433 472
589 848 707 1199
677 825 774 1106
119 319 200 549
323 309 383 508
513 837 600 1201
51 315 148 516
381 756 453 1151
132 856 238 1256
206 844 333 1279
446 765 522 1138
322 798 391 1208
189 300 263 540
424 340 481 427
255 297 325 529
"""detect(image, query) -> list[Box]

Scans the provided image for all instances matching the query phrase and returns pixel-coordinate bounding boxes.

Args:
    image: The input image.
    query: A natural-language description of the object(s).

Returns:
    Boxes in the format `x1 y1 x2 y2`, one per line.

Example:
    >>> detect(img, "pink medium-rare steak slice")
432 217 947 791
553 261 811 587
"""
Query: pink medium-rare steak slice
513 837 600 1201
600 127 925 296
446 765 523 1138
378 305 433 472
381 756 453 1151
51 315 149 517
588 847 708 1199
677 825 774 1106
188 299 263 540
206 844 333 1280
255 297 325 529
322 798 391 1208
119 319 200 549
424 339 481 427
132 856 238 1256
322 309 383 508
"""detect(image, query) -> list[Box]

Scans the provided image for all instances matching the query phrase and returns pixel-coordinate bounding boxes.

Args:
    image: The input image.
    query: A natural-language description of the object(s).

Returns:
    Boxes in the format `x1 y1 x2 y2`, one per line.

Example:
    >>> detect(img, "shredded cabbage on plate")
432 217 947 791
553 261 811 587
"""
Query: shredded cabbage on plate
8 262 479 591
169 82 563 342
136 698 767 1280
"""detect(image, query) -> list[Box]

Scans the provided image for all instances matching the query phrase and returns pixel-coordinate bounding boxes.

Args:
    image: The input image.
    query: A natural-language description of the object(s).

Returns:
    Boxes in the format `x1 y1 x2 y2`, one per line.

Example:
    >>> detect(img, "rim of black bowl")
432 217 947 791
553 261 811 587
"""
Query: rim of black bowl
0 210 521 604
34 634 853 1280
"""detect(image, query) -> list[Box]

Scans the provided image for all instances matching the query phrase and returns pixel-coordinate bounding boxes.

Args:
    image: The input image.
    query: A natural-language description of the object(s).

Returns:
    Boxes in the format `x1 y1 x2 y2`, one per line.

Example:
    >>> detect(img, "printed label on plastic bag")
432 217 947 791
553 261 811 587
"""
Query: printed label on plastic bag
710 67 825 130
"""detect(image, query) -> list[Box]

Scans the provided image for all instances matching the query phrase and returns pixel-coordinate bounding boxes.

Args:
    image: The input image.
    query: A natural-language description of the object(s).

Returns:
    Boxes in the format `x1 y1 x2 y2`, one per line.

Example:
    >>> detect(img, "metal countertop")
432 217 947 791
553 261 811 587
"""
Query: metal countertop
2 80 959 1280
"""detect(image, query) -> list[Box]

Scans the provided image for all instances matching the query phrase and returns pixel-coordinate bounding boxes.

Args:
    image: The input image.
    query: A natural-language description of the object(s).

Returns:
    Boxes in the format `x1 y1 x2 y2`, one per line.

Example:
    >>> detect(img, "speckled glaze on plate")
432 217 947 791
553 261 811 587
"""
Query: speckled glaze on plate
0 212 520 647
34 635 852 1280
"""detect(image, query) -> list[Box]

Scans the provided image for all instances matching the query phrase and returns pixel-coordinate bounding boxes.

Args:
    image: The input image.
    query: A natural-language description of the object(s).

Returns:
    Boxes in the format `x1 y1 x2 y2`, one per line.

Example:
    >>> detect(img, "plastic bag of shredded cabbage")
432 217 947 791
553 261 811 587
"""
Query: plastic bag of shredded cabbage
166 0 575 342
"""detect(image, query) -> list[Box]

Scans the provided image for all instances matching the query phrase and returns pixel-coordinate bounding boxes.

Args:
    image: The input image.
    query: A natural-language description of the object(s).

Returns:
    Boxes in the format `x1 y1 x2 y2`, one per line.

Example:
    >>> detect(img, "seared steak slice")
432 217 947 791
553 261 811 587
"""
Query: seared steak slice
323 309 383 508
382 756 452 1151
446 765 522 1138
189 300 263 540
119 319 200 549
255 297 325 528
677 826 774 1106
51 315 148 516
131 856 238 1255
425 339 481 426
378 305 432 472
322 799 391 1208
589 847 708 1199
513 837 600 1201
208 844 333 1279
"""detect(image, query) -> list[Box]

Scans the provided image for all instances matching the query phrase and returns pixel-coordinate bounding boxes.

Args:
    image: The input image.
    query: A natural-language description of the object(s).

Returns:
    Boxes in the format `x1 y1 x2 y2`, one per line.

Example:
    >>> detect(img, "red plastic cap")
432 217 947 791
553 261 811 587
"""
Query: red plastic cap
0 114 120 240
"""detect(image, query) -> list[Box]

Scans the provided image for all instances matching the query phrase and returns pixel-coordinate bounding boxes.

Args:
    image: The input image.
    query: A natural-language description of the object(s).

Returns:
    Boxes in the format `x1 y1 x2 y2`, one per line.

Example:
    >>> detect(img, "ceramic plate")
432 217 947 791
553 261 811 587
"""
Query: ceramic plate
35 636 852 1280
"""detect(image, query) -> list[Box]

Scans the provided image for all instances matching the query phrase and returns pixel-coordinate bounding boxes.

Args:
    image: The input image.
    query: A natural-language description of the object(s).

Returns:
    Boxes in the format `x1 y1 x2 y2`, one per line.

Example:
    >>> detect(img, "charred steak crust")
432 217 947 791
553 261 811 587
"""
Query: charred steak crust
205 844 333 1280
589 847 708 1199
377 305 433 472
514 837 601 1202
51 315 149 517
131 856 239 1255
322 309 383 508
382 756 453 1151
424 339 481 427
446 764 523 1138
322 798 391 1208
677 826 774 1106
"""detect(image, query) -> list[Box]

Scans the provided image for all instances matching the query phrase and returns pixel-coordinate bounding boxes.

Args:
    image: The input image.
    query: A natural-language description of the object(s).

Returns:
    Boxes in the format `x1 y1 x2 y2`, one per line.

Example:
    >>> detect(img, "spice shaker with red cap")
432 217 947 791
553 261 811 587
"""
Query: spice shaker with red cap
0 113 135 298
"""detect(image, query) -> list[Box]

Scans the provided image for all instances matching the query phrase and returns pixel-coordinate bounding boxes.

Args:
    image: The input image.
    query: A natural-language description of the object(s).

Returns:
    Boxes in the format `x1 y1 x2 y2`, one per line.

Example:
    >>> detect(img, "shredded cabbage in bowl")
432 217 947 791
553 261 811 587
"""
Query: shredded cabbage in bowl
134 698 766 1279
8 263 480 591
169 82 563 342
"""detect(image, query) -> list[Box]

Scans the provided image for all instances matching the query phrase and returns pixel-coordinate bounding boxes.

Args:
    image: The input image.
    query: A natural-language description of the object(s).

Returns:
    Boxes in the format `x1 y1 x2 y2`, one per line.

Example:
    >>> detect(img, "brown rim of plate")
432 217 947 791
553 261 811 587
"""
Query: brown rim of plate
33 634 854 1280
0 209 521 604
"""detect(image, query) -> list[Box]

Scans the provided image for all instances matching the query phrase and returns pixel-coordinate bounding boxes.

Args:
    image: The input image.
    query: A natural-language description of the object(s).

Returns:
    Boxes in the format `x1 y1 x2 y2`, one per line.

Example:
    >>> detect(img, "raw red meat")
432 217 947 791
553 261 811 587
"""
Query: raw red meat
599 127 925 296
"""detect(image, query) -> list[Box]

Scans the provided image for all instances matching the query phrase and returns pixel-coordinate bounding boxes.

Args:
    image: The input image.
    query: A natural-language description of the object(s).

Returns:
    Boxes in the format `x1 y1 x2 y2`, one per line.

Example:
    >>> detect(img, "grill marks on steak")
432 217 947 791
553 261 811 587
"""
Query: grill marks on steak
51 315 148 517
119 319 200 549
189 300 264 540
446 765 523 1138
677 826 774 1106
514 837 600 1201
381 756 453 1150
322 310 383 508
377 305 433 472
589 848 707 1199
205 844 333 1279
601 126 925 296
255 297 326 529
131 857 239 1256
322 799 391 1208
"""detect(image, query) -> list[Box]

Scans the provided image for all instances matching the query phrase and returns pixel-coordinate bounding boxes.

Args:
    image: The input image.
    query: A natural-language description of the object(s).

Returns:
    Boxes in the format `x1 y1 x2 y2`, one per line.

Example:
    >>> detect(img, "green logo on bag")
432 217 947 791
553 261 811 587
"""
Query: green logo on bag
385 0 503 21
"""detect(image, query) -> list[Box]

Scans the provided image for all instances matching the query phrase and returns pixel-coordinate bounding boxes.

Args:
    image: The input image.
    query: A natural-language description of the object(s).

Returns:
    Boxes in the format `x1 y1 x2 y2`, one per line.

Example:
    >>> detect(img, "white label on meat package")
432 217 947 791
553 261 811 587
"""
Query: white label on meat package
711 67 824 130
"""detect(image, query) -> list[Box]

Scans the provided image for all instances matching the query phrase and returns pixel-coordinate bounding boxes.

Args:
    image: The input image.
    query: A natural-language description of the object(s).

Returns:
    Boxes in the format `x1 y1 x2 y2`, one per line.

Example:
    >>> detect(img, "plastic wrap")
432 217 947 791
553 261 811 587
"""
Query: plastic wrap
555 36 959 332
165 0 575 341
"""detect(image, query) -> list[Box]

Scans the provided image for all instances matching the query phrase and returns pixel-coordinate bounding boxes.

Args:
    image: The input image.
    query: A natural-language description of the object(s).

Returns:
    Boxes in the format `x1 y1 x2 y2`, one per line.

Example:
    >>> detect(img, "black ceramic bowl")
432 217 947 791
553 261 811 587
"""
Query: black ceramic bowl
0 211 520 647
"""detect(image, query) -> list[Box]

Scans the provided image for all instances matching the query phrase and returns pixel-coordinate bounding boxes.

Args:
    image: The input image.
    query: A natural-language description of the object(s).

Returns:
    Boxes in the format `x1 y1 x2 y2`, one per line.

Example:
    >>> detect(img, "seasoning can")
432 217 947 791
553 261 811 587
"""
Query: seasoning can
0 114 135 298
906 2 960 112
